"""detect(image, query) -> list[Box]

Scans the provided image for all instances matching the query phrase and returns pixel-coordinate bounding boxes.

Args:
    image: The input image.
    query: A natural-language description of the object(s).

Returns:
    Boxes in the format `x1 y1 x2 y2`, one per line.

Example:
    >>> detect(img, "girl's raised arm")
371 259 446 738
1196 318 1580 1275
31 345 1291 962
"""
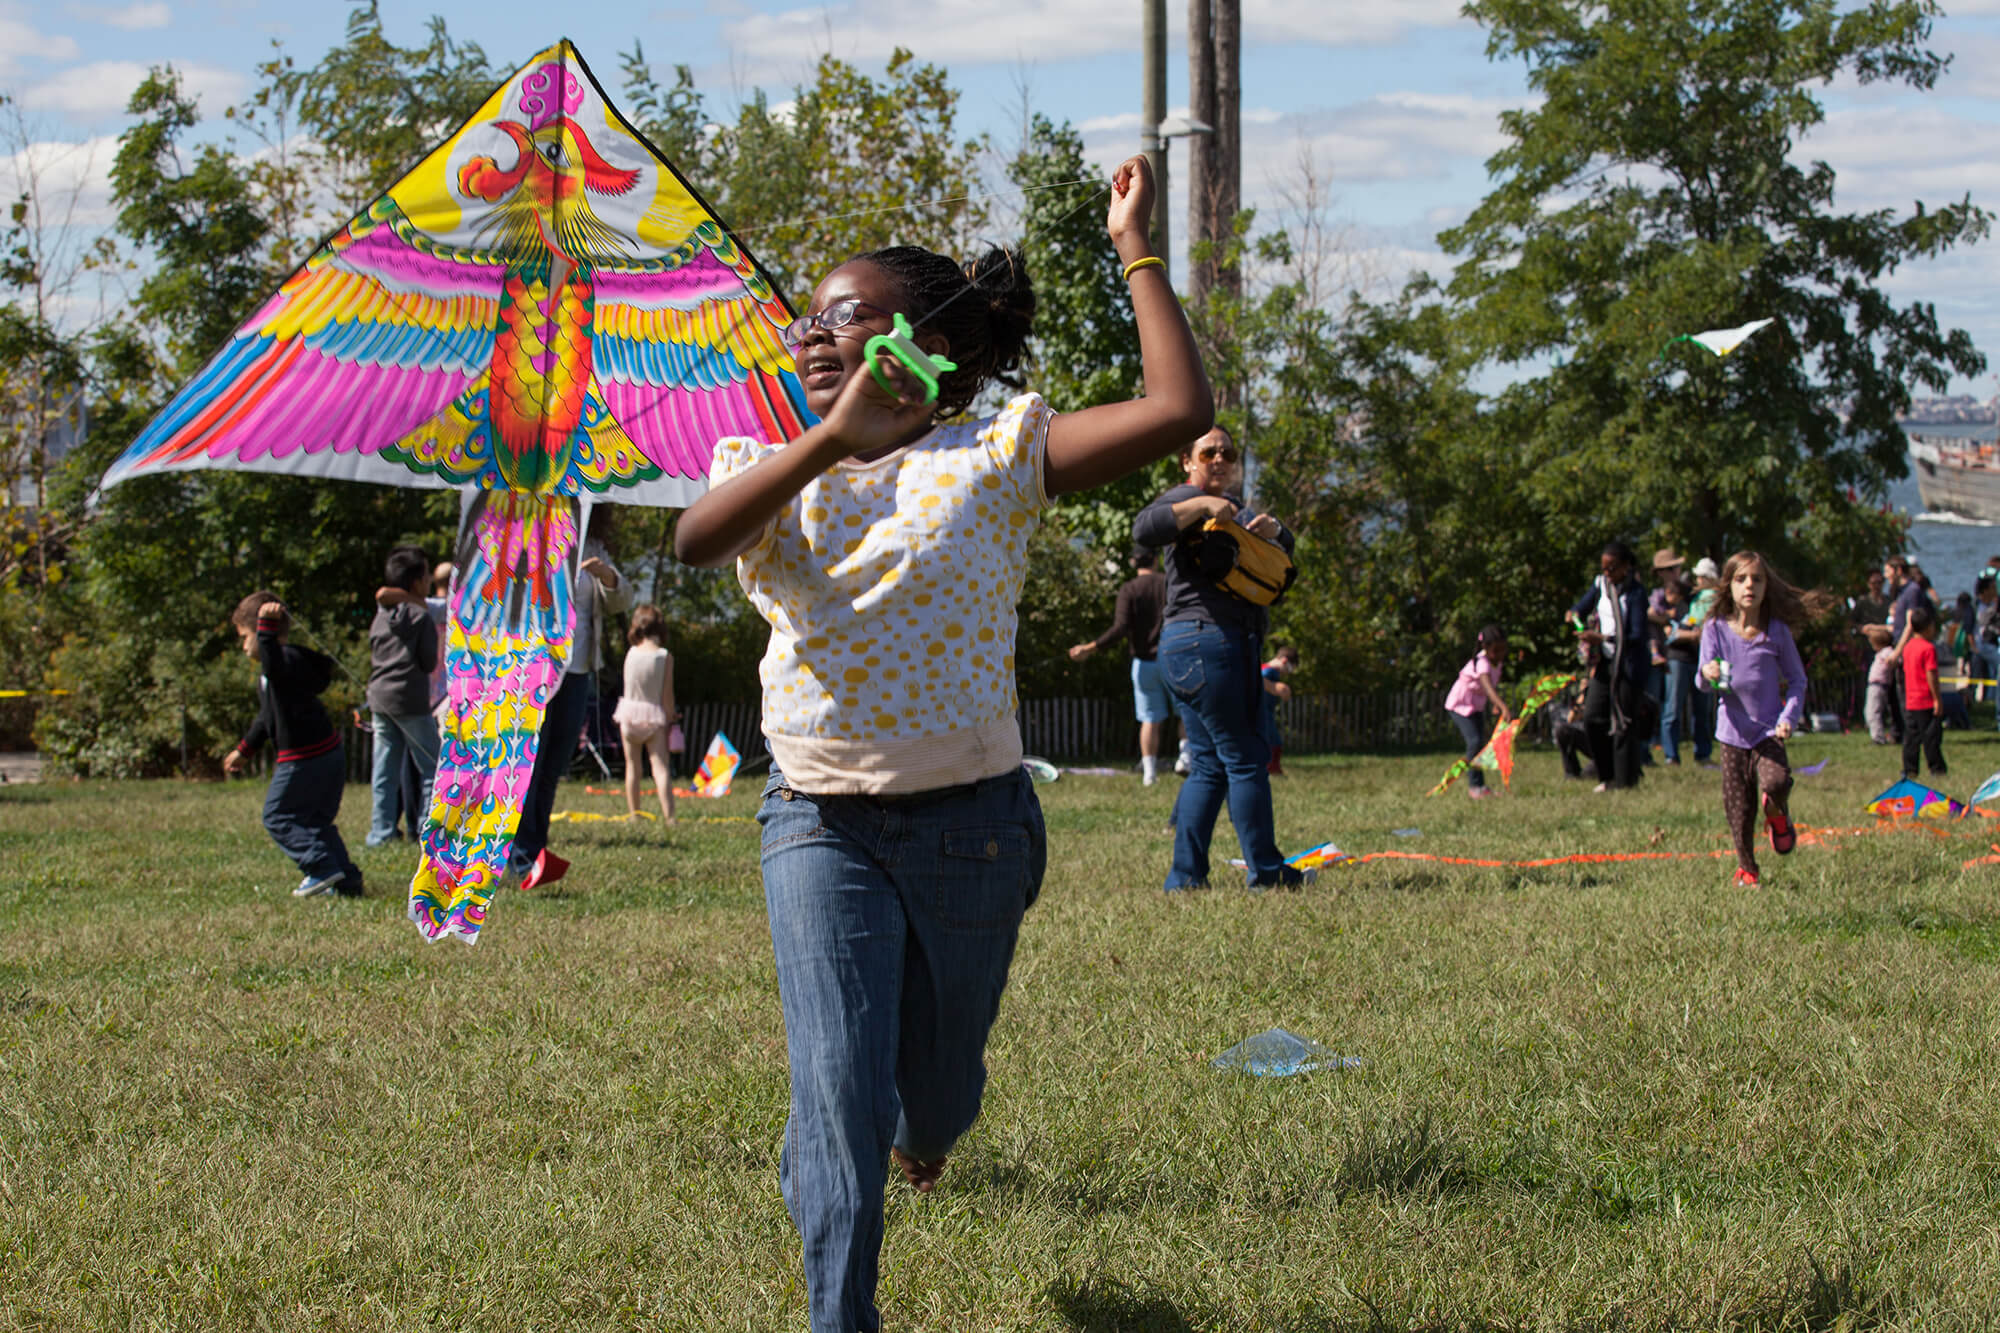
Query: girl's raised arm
1043 156 1214 497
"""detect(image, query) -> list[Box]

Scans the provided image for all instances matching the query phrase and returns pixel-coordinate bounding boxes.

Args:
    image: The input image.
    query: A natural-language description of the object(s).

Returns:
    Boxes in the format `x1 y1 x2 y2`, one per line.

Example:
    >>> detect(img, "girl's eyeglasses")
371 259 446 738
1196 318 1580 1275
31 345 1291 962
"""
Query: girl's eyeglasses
780 299 892 348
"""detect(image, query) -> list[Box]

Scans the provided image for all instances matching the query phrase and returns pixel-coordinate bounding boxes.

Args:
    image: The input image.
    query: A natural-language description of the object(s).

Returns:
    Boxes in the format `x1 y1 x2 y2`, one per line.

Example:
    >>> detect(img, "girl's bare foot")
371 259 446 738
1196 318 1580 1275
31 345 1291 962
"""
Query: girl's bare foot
890 1147 946 1193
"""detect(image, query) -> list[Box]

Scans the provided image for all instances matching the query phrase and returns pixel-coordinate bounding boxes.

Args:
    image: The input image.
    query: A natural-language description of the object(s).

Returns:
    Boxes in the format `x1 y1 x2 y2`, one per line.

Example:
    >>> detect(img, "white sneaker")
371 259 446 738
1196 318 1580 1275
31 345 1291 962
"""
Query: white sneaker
1174 755 1191 776
294 872 344 898
1143 772 1158 786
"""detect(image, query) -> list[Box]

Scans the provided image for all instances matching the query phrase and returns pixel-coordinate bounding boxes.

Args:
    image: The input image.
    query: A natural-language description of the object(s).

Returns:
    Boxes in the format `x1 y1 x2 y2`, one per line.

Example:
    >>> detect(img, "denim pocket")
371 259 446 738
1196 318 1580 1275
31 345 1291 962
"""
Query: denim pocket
1163 650 1205 703
930 824 1034 930
757 780 828 851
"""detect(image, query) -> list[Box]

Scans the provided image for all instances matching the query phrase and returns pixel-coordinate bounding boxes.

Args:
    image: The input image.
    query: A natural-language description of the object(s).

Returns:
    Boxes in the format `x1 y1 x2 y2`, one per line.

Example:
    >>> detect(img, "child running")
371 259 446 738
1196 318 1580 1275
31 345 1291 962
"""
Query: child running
1696 552 1827 887
613 605 676 825
675 155 1210 1333
1444 625 1514 798
220 593 363 898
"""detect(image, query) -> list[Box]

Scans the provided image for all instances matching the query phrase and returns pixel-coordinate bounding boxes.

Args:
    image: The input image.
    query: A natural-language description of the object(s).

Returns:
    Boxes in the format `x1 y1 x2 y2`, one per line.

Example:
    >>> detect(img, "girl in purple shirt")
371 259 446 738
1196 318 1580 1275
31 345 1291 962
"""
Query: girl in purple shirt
1695 551 1831 886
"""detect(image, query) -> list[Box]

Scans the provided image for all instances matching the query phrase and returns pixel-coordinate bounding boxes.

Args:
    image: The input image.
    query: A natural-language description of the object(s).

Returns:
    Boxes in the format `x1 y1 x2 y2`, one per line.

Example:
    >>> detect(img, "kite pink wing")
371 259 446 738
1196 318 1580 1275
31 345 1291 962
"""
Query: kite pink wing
100 203 502 491
590 240 812 493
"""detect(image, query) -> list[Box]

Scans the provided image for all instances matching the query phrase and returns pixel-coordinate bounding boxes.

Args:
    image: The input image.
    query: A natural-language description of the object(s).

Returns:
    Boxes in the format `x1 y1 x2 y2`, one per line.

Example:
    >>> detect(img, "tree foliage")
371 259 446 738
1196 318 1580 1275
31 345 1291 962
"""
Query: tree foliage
1442 0 1982 578
624 46 989 301
1244 0 1980 689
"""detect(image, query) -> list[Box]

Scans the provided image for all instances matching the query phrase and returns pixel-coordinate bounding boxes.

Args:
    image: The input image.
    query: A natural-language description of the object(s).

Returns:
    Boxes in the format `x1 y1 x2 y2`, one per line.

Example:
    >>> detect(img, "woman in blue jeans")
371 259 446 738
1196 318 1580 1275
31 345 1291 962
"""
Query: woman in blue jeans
675 156 1213 1332
1658 573 1698 763
1133 427 1305 889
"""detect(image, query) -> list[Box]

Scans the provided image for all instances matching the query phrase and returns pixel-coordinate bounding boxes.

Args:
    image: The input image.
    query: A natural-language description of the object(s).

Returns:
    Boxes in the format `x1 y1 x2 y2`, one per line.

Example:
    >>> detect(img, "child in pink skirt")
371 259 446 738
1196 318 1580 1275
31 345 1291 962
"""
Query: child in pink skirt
614 605 676 825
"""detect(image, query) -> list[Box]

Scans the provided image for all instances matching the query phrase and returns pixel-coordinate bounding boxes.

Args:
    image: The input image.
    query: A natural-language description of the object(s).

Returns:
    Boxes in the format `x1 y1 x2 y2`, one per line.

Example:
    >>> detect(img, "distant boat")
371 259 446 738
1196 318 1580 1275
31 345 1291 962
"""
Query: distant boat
1909 431 2000 523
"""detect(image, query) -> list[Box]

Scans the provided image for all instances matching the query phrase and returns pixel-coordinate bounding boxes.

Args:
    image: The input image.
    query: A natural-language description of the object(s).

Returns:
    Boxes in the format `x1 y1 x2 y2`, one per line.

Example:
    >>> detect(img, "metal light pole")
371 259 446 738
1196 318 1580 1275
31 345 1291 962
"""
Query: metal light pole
1142 0 1169 265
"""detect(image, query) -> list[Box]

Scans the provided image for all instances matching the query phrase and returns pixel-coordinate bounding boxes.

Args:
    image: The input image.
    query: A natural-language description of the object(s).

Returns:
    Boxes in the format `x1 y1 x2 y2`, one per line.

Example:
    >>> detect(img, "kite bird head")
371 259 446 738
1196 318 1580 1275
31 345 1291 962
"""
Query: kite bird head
458 119 642 262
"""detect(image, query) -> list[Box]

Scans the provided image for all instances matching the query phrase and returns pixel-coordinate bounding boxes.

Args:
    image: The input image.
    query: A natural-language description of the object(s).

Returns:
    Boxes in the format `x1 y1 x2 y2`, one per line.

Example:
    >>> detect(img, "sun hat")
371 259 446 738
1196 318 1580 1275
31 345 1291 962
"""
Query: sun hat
1651 547 1684 571
1692 557 1720 580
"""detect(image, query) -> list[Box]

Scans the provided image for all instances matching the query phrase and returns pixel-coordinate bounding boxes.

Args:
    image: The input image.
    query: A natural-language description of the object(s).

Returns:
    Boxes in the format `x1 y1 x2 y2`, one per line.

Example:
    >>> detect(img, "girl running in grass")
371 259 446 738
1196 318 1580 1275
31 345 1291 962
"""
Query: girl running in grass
1696 551 1831 886
1444 625 1513 798
612 605 676 825
674 155 1210 1333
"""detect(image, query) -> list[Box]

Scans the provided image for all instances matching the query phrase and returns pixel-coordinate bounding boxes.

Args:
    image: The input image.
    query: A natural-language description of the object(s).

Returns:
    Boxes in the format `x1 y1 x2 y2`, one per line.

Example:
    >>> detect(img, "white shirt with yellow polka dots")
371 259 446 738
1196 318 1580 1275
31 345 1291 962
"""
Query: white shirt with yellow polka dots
709 392 1053 794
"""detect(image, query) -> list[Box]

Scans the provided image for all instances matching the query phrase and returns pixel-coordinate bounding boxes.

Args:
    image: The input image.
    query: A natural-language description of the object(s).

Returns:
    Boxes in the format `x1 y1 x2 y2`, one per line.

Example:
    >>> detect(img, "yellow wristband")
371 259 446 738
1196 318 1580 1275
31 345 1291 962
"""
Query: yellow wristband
1122 256 1166 281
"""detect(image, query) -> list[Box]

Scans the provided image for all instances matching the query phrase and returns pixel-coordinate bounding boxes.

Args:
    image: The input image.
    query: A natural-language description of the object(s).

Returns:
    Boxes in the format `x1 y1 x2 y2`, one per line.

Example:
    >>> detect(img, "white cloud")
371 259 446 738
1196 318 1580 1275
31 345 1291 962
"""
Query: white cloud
1246 0 1468 45
4 135 119 226
19 60 247 120
65 1 171 29
721 0 1467 78
1078 91 1517 188
0 7 82 81
1800 104 2000 210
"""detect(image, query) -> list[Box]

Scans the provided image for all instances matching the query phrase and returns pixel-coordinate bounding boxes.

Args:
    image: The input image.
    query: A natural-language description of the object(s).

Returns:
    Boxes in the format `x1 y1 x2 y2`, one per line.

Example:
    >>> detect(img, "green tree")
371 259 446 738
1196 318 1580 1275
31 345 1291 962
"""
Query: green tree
38 61 456 774
110 69 271 371
1441 0 1984 583
259 2 494 217
618 44 719 193
709 49 991 299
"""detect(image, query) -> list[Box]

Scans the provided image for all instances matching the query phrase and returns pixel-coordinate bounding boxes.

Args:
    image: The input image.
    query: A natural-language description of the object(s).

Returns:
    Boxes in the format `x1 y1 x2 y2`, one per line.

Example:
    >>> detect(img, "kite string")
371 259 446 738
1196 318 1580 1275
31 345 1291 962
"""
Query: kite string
610 173 1115 439
293 170 1116 451
730 177 1104 238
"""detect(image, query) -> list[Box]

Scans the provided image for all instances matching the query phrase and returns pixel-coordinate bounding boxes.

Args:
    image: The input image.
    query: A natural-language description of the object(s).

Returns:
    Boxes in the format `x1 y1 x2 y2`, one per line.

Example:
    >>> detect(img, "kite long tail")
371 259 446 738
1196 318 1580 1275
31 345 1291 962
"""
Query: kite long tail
409 491 579 945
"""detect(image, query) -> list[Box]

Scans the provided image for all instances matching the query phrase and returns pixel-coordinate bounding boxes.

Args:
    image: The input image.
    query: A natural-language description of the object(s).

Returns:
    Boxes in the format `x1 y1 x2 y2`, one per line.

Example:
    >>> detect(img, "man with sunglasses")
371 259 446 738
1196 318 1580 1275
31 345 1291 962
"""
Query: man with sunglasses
1134 427 1308 890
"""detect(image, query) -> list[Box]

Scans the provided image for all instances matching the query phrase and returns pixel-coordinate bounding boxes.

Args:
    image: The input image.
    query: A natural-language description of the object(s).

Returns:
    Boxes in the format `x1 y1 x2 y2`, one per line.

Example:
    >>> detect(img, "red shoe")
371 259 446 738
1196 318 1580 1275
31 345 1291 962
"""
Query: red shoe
523 848 569 891
1763 795 1796 855
1733 867 1760 888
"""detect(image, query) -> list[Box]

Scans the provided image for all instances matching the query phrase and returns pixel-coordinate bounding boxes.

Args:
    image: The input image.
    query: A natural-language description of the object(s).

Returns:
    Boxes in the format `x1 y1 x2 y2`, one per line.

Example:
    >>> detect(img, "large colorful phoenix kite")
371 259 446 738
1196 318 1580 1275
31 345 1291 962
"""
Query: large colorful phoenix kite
100 42 811 944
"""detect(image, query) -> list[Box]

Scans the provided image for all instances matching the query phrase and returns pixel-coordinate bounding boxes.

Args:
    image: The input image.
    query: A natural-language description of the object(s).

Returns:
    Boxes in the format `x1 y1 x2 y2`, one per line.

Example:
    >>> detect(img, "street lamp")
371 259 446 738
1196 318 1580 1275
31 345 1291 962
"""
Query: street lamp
1139 114 1214 275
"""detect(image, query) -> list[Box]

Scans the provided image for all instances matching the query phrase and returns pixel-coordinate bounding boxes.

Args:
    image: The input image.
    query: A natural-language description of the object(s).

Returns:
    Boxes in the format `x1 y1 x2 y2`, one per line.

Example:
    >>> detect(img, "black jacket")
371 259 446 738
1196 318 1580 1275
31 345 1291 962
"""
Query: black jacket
234 619 339 764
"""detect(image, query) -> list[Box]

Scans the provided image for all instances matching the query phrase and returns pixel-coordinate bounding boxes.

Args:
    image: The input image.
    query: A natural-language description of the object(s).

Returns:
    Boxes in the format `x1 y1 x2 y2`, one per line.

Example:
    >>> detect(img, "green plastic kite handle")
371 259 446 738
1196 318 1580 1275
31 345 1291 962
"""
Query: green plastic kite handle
864 312 957 406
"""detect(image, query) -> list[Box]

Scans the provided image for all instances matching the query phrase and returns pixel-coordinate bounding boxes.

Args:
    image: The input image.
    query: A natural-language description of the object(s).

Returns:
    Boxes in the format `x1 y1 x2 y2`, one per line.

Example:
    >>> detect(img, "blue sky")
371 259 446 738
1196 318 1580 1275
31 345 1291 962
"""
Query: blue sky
9 0 2000 394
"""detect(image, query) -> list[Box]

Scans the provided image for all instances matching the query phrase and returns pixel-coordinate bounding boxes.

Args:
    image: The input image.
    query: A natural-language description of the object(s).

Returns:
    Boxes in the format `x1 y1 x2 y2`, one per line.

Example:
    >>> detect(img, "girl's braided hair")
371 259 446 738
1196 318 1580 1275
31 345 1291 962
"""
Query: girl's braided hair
852 244 1035 419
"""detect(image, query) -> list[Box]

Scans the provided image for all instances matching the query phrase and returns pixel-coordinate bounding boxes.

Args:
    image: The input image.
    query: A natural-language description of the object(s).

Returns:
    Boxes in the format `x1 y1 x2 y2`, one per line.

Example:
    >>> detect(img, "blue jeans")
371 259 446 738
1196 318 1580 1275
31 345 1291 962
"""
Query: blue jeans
1158 618 1288 887
1691 680 1716 762
367 710 440 846
1659 659 1694 763
509 670 594 873
758 766 1045 1333
263 746 358 886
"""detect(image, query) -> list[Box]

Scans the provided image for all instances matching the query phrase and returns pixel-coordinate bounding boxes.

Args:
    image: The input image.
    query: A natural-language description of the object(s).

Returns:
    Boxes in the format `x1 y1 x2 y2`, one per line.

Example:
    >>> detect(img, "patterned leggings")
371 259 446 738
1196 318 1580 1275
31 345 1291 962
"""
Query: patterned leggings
1719 737 1791 875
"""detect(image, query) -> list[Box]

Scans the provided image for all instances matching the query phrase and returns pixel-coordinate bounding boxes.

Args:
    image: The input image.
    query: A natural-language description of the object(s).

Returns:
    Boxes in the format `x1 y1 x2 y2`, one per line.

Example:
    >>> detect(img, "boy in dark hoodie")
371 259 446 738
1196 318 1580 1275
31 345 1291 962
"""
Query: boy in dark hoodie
221 592 363 897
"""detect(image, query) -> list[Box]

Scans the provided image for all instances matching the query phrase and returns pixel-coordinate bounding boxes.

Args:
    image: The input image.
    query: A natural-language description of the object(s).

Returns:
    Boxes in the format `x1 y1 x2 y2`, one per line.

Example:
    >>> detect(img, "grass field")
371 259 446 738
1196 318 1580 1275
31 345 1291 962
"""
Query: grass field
7 732 2000 1330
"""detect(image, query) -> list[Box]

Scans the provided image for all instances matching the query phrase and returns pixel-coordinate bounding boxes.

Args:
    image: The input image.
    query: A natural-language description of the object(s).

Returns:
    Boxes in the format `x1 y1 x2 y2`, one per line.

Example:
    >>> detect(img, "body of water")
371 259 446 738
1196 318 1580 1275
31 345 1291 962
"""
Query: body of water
1891 422 2000 601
